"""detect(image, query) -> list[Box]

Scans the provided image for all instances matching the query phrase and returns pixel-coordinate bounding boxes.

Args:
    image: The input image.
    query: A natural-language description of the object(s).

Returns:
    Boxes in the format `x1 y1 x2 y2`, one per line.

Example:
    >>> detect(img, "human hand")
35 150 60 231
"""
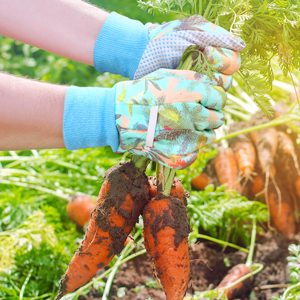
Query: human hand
114 69 227 169
94 13 245 82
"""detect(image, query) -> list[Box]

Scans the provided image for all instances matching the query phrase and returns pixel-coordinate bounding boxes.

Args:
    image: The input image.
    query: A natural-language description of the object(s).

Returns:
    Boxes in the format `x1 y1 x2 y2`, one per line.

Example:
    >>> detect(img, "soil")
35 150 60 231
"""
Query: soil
79 231 300 300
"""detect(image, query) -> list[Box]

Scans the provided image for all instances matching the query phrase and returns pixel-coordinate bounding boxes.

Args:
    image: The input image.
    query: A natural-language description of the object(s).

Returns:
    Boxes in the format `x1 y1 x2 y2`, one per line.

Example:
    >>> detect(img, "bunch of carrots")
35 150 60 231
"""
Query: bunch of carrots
192 110 300 238
55 156 191 300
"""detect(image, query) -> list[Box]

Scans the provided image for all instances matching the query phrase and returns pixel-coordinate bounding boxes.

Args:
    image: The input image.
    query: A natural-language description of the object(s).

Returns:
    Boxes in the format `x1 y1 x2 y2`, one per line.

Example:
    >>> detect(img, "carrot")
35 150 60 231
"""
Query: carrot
148 176 187 205
191 160 219 191
268 191 295 237
55 161 150 300
143 196 191 300
251 174 265 196
277 131 300 175
250 124 281 228
66 195 95 227
216 264 253 299
191 172 213 191
233 141 256 179
295 176 300 198
214 147 242 193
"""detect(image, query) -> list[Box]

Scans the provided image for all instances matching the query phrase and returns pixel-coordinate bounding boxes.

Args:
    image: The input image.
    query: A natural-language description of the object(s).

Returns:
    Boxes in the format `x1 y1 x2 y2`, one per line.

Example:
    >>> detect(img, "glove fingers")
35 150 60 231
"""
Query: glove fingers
128 128 216 170
143 69 232 91
203 47 241 75
135 70 227 109
159 103 224 131
151 15 245 51
129 147 200 170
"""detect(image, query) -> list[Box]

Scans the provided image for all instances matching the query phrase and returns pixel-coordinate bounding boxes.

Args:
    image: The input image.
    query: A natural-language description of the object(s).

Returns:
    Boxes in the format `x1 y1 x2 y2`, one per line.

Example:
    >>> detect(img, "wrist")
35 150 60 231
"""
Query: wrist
63 86 119 151
93 12 150 79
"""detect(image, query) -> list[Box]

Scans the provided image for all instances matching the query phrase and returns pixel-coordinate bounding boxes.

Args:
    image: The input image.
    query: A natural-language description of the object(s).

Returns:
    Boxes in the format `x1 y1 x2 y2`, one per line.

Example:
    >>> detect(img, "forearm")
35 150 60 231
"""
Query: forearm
0 72 67 150
0 0 109 65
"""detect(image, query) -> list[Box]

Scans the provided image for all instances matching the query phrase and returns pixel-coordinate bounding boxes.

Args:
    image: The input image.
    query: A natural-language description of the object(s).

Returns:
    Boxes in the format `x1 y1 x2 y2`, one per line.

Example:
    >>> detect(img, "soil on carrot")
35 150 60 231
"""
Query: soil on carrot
91 161 150 257
79 232 300 300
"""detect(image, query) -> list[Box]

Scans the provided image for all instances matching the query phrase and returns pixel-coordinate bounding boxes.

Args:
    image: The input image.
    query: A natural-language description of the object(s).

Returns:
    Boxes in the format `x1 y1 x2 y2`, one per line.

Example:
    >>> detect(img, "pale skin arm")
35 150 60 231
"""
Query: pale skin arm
0 0 110 150
0 0 109 65
0 72 67 150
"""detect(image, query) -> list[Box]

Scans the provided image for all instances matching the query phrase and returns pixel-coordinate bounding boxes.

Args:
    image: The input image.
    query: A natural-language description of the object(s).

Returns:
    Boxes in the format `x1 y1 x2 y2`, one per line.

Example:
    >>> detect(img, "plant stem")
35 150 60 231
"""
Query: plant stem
71 249 147 298
102 229 142 300
164 169 176 196
282 282 300 299
19 269 33 300
0 179 70 200
213 115 300 144
191 234 249 253
199 0 202 15
184 263 264 300
245 218 256 267
132 155 150 174
203 0 213 19
157 164 165 194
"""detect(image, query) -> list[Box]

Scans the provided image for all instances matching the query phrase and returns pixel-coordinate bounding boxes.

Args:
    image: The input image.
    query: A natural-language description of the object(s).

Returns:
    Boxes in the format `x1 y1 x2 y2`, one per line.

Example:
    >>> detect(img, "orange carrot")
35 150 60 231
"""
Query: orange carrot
277 131 300 175
191 161 219 191
143 196 191 300
55 162 150 300
268 191 295 238
216 264 253 299
251 174 265 196
232 141 256 179
66 195 95 227
250 126 281 228
191 172 213 191
295 176 300 197
250 128 278 177
214 147 242 193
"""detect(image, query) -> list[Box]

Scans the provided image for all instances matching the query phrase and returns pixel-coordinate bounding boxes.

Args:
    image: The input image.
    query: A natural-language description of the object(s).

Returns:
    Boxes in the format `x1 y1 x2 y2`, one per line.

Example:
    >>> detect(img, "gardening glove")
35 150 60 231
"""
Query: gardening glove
63 69 227 170
93 13 245 80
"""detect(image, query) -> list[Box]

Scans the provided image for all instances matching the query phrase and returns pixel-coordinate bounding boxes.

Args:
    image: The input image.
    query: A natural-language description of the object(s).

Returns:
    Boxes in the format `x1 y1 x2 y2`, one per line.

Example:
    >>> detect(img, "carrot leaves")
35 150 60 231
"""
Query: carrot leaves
187 185 268 247
137 0 300 115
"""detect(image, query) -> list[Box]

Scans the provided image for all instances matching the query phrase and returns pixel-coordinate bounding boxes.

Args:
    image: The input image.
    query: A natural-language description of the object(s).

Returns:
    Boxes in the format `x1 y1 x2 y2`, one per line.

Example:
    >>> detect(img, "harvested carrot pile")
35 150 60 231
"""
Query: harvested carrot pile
192 109 300 238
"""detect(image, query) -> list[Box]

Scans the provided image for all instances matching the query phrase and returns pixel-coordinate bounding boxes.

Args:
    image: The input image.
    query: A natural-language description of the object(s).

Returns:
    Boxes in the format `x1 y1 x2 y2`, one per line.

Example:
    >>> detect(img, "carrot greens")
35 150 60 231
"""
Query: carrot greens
138 0 300 115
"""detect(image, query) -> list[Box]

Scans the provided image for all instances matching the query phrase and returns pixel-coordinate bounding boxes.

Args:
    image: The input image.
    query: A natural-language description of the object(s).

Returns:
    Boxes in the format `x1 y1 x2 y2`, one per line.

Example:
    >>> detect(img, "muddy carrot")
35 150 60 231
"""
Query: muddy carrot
216 264 253 300
268 191 295 238
216 219 261 300
55 160 150 300
66 195 95 227
250 124 281 227
143 196 191 300
251 174 265 196
214 147 242 193
277 131 300 175
295 176 300 197
233 141 256 179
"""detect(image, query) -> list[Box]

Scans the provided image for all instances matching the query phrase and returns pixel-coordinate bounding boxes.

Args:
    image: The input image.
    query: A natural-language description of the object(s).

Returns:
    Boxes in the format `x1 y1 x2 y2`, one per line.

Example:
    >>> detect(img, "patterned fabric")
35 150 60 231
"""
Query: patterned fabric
115 69 227 170
134 15 245 80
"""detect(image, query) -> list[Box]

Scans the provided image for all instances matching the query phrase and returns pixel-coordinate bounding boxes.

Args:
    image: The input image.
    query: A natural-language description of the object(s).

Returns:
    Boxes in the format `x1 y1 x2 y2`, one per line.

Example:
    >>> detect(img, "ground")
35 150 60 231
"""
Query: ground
79 231 300 300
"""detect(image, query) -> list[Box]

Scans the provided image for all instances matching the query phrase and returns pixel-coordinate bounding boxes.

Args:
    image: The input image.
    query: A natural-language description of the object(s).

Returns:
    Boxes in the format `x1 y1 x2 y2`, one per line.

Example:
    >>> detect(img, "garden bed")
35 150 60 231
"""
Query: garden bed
79 232 300 300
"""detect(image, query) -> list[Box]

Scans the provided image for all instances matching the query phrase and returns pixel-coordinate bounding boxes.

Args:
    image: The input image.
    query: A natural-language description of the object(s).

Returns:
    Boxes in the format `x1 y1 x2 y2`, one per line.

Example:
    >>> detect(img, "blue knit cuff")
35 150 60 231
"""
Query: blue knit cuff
63 86 119 152
93 12 149 80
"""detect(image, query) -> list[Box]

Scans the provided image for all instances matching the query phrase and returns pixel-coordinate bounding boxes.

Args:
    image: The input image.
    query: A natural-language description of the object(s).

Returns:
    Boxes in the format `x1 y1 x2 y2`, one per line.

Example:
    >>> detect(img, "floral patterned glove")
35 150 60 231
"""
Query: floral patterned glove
94 13 245 81
115 69 228 169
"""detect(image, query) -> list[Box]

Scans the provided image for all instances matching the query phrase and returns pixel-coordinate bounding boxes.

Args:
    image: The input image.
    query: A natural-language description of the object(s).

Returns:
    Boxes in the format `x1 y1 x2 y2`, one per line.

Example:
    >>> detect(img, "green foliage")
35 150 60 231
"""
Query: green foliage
137 0 300 115
288 244 300 286
272 244 300 299
187 184 268 246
